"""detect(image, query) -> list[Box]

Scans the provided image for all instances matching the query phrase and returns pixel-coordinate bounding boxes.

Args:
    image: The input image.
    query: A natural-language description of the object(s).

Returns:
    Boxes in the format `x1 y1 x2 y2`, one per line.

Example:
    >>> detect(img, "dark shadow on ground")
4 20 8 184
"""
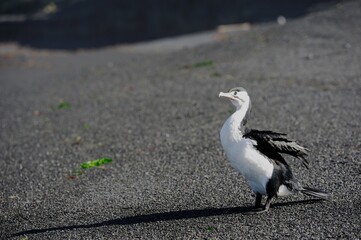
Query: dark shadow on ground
13 199 323 237
0 0 338 50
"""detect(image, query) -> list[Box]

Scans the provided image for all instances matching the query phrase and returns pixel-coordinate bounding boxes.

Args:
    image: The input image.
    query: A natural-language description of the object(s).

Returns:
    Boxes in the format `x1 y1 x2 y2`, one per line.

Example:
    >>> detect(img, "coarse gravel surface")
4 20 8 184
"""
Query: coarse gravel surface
1 1 361 239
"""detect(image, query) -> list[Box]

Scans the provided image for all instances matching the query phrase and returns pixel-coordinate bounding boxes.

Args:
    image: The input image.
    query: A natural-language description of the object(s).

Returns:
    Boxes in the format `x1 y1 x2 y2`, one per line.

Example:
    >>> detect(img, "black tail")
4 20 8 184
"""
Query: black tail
301 187 331 200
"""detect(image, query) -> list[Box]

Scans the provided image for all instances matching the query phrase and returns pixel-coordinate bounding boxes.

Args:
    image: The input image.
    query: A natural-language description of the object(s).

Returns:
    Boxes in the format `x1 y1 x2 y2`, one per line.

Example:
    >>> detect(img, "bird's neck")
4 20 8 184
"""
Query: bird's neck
222 102 250 140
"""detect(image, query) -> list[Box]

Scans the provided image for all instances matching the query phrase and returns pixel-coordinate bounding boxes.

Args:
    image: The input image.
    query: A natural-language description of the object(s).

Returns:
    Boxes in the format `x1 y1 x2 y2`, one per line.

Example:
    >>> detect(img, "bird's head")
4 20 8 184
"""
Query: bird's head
219 87 250 109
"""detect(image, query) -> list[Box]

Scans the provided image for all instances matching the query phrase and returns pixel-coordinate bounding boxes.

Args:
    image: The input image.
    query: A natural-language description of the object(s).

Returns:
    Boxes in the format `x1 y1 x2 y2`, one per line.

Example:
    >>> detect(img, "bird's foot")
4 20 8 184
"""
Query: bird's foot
244 206 270 215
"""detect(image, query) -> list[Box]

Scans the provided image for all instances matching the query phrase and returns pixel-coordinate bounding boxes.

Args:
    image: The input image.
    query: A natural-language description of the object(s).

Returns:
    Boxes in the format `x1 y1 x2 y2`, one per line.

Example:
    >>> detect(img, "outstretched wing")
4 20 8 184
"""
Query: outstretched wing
244 129 310 168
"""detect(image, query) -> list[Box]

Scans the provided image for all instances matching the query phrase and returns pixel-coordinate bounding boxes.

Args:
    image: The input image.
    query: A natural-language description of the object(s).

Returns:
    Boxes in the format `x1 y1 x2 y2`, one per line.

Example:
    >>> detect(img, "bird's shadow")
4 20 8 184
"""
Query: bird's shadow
13 199 323 237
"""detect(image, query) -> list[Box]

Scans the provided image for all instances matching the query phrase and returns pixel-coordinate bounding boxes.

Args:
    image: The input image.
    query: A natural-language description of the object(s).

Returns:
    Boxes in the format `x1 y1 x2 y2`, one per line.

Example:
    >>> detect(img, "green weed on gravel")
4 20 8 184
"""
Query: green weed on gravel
67 158 113 179
57 101 71 109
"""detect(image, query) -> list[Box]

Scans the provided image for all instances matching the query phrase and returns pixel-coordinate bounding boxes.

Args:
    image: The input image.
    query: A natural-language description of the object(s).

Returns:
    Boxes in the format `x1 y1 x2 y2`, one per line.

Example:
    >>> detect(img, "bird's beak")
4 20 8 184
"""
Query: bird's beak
219 92 235 100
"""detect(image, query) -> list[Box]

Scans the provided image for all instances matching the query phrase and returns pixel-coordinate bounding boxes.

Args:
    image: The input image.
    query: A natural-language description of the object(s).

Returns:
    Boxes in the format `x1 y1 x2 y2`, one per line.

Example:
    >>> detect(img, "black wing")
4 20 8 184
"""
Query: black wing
244 129 310 168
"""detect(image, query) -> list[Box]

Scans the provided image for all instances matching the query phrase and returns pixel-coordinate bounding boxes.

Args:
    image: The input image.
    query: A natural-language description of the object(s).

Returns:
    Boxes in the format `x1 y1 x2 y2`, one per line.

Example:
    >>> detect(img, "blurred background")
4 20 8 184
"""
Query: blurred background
0 0 337 50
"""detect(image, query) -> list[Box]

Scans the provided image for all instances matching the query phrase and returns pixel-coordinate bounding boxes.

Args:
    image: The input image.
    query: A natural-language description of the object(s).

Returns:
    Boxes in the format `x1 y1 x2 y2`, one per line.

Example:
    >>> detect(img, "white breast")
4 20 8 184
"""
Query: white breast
220 119 274 195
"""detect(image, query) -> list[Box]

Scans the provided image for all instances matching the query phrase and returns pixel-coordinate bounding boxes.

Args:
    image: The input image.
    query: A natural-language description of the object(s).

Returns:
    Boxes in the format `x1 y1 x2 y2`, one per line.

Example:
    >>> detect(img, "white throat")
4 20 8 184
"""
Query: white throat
220 101 250 144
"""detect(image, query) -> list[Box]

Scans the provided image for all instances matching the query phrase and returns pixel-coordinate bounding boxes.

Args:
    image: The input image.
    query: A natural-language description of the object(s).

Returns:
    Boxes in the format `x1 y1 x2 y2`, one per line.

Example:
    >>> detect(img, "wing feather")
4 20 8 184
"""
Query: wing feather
244 129 310 168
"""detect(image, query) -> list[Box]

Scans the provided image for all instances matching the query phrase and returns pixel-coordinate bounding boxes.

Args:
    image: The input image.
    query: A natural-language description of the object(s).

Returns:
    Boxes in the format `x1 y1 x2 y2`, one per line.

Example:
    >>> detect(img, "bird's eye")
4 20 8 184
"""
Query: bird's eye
233 91 237 96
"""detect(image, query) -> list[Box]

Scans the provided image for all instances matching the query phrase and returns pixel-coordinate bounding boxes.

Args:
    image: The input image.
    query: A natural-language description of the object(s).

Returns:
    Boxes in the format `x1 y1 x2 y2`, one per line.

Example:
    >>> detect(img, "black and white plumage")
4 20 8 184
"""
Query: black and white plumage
219 87 330 212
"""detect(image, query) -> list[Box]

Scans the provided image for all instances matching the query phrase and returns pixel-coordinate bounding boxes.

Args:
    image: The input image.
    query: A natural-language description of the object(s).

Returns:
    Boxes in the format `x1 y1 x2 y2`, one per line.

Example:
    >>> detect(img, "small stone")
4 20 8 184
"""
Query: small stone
344 43 351 49
72 136 82 145
277 16 287 25
33 110 42 116
306 53 314 60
